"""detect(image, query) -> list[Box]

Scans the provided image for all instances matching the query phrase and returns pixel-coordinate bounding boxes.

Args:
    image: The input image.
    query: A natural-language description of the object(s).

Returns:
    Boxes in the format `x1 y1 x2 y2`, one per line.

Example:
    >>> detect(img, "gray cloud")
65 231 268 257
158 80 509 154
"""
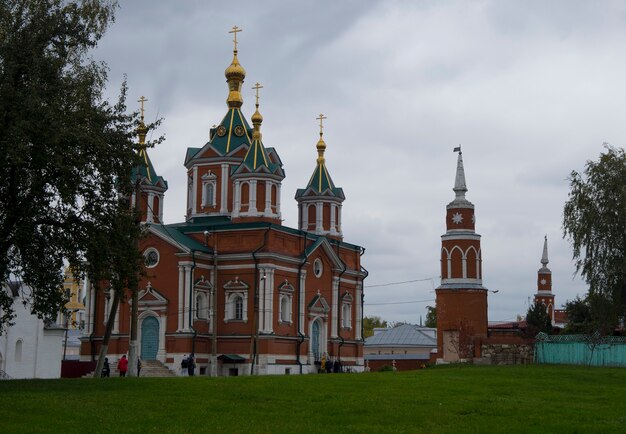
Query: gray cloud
92 0 623 323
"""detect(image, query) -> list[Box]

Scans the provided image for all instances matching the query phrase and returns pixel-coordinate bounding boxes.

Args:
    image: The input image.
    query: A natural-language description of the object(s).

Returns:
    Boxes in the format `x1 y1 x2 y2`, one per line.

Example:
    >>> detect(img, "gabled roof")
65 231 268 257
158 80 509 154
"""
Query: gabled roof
308 292 330 313
305 237 345 271
365 324 437 347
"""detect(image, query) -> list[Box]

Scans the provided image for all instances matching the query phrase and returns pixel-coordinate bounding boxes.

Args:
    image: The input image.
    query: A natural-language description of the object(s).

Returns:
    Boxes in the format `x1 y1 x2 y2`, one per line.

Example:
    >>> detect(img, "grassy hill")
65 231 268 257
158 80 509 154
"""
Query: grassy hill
1 364 625 433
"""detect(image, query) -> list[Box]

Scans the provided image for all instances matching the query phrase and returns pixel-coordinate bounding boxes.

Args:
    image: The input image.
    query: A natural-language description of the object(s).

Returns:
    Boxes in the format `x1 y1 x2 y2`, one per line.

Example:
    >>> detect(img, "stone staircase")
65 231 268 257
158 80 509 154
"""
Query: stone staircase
139 360 177 378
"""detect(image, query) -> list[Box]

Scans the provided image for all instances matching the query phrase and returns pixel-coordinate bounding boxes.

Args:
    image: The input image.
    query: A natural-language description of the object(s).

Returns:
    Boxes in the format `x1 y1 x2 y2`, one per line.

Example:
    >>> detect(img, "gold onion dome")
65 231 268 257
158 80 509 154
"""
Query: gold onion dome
316 137 326 164
251 108 263 124
316 113 327 164
225 51 246 81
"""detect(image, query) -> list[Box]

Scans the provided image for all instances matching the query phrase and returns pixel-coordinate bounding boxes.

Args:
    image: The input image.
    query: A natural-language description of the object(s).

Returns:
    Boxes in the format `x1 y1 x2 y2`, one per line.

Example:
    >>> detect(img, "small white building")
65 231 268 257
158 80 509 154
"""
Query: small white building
1 282 65 379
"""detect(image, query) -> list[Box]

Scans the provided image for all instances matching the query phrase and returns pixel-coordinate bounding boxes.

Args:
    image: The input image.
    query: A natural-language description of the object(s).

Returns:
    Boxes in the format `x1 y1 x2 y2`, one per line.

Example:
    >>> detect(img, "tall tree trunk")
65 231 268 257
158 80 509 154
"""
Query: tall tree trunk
128 283 138 376
93 289 122 377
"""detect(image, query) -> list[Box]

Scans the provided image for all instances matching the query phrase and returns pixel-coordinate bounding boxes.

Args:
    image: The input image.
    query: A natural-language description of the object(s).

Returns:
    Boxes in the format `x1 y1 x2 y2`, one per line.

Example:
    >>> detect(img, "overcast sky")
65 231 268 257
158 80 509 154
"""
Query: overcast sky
95 0 626 324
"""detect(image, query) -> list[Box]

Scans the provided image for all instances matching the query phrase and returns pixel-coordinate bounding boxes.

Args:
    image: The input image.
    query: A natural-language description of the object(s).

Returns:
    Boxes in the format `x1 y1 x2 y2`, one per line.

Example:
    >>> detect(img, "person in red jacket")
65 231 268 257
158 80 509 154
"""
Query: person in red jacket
117 355 128 377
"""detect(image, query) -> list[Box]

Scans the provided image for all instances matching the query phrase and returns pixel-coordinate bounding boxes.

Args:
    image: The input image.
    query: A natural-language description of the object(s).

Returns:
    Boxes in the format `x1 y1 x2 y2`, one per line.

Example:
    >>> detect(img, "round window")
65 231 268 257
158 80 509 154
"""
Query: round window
314 259 323 278
144 248 159 268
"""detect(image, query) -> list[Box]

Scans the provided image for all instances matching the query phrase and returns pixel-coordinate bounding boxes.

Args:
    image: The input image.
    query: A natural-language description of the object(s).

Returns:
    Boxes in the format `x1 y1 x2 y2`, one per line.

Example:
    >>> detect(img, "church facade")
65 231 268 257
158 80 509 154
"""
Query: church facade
81 31 366 376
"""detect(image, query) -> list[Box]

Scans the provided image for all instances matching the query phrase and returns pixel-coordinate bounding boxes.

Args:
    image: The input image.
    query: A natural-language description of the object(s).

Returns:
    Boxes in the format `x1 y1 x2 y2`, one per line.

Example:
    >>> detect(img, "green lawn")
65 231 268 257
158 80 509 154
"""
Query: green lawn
1 365 625 433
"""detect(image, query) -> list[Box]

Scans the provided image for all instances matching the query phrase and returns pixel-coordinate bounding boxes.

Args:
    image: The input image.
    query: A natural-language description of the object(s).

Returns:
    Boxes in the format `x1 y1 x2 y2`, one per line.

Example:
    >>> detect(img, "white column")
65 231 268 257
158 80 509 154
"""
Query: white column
158 194 164 222
264 269 274 333
276 184 282 218
331 277 339 338
177 266 184 331
147 192 155 223
192 166 198 215
131 192 136 210
250 180 257 215
220 163 229 214
264 181 272 215
258 270 266 333
233 180 241 217
299 272 306 335
300 204 307 231
330 203 337 235
337 204 343 235
184 265 192 331
355 283 362 340
316 202 323 233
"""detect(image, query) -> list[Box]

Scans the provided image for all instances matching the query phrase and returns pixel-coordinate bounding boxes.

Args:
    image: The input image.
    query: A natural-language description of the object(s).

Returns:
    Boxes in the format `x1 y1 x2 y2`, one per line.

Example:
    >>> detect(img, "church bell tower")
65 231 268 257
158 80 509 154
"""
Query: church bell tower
435 148 488 362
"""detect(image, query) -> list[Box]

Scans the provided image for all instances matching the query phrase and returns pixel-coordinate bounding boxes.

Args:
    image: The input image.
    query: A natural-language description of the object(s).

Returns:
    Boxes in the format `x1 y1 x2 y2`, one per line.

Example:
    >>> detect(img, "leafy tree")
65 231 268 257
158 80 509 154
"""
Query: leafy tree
363 316 387 338
425 305 437 328
563 294 615 335
525 300 552 337
0 0 159 332
563 145 626 333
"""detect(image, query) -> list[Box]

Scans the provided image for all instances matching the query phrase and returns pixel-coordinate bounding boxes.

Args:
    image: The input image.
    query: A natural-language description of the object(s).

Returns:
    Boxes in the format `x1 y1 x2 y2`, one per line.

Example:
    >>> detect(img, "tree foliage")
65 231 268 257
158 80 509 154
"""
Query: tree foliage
425 305 437 328
563 145 626 332
563 294 615 335
362 316 387 338
525 300 552 338
0 0 158 332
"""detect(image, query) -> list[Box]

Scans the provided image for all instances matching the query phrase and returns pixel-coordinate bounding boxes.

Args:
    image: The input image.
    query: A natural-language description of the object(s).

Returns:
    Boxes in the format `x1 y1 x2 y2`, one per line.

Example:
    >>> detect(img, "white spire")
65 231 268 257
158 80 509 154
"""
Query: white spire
541 235 549 267
453 149 467 200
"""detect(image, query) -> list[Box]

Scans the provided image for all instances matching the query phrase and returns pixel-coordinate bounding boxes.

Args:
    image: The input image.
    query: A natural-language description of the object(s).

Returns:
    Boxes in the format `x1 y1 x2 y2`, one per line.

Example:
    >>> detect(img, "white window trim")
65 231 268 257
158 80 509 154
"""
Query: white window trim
201 171 217 208
224 291 248 322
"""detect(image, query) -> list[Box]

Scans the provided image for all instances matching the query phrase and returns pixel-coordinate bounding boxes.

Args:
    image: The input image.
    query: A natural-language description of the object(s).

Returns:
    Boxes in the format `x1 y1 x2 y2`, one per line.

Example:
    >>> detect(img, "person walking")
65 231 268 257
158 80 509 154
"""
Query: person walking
187 353 196 376
117 355 128 377
137 358 142 377
101 357 110 378
181 355 188 376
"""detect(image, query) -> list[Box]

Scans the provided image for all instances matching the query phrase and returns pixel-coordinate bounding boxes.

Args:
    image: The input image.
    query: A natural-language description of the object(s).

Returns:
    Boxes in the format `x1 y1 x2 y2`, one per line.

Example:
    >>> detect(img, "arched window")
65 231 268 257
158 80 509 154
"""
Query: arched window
342 303 351 328
15 339 23 362
234 295 243 320
201 171 217 209
280 295 291 323
195 293 207 320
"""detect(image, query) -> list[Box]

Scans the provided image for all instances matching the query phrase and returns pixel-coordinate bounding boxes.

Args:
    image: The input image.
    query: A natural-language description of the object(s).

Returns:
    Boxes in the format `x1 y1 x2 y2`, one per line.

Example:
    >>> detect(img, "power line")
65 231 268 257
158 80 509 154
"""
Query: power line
365 298 435 306
364 277 438 288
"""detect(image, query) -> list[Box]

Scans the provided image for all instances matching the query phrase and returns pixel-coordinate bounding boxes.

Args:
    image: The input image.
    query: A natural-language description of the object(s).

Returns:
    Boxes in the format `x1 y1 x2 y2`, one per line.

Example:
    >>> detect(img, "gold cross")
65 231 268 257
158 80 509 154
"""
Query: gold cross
316 113 327 136
138 96 148 120
252 82 263 106
229 26 242 51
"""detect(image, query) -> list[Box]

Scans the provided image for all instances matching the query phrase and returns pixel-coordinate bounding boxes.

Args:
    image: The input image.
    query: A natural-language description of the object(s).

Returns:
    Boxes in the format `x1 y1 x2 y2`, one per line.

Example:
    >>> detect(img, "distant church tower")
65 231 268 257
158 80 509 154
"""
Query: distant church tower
435 148 488 362
131 97 168 224
295 115 345 240
534 236 555 322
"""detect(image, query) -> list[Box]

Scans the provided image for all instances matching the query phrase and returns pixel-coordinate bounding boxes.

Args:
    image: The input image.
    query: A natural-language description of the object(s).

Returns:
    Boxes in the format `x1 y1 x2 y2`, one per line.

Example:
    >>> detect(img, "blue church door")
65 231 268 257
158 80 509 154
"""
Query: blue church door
141 316 159 360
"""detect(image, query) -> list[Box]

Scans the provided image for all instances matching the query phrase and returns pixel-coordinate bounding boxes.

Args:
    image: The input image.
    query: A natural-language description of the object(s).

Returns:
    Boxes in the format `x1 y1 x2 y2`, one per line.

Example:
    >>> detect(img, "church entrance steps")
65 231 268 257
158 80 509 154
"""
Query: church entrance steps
139 360 177 377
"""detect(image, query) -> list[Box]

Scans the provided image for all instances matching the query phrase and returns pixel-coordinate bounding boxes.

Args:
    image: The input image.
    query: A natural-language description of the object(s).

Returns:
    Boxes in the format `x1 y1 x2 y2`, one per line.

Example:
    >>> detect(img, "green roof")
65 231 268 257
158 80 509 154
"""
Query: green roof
132 149 167 189
209 108 253 156
295 160 344 199
149 218 363 254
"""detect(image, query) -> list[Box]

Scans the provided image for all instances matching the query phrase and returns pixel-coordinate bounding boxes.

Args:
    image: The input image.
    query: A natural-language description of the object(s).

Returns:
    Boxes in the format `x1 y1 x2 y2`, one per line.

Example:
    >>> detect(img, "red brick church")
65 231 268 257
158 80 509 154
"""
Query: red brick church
81 30 367 375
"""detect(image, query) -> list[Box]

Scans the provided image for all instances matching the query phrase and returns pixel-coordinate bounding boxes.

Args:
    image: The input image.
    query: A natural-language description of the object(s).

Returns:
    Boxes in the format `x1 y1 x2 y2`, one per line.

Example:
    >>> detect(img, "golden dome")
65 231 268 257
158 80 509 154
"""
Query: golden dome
225 51 245 108
251 108 263 124
316 137 326 164
225 52 246 81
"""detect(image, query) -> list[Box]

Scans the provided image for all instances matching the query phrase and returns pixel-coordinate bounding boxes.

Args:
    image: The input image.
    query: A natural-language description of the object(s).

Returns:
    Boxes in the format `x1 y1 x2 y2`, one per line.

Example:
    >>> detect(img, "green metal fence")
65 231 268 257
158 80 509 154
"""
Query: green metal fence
534 333 626 367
